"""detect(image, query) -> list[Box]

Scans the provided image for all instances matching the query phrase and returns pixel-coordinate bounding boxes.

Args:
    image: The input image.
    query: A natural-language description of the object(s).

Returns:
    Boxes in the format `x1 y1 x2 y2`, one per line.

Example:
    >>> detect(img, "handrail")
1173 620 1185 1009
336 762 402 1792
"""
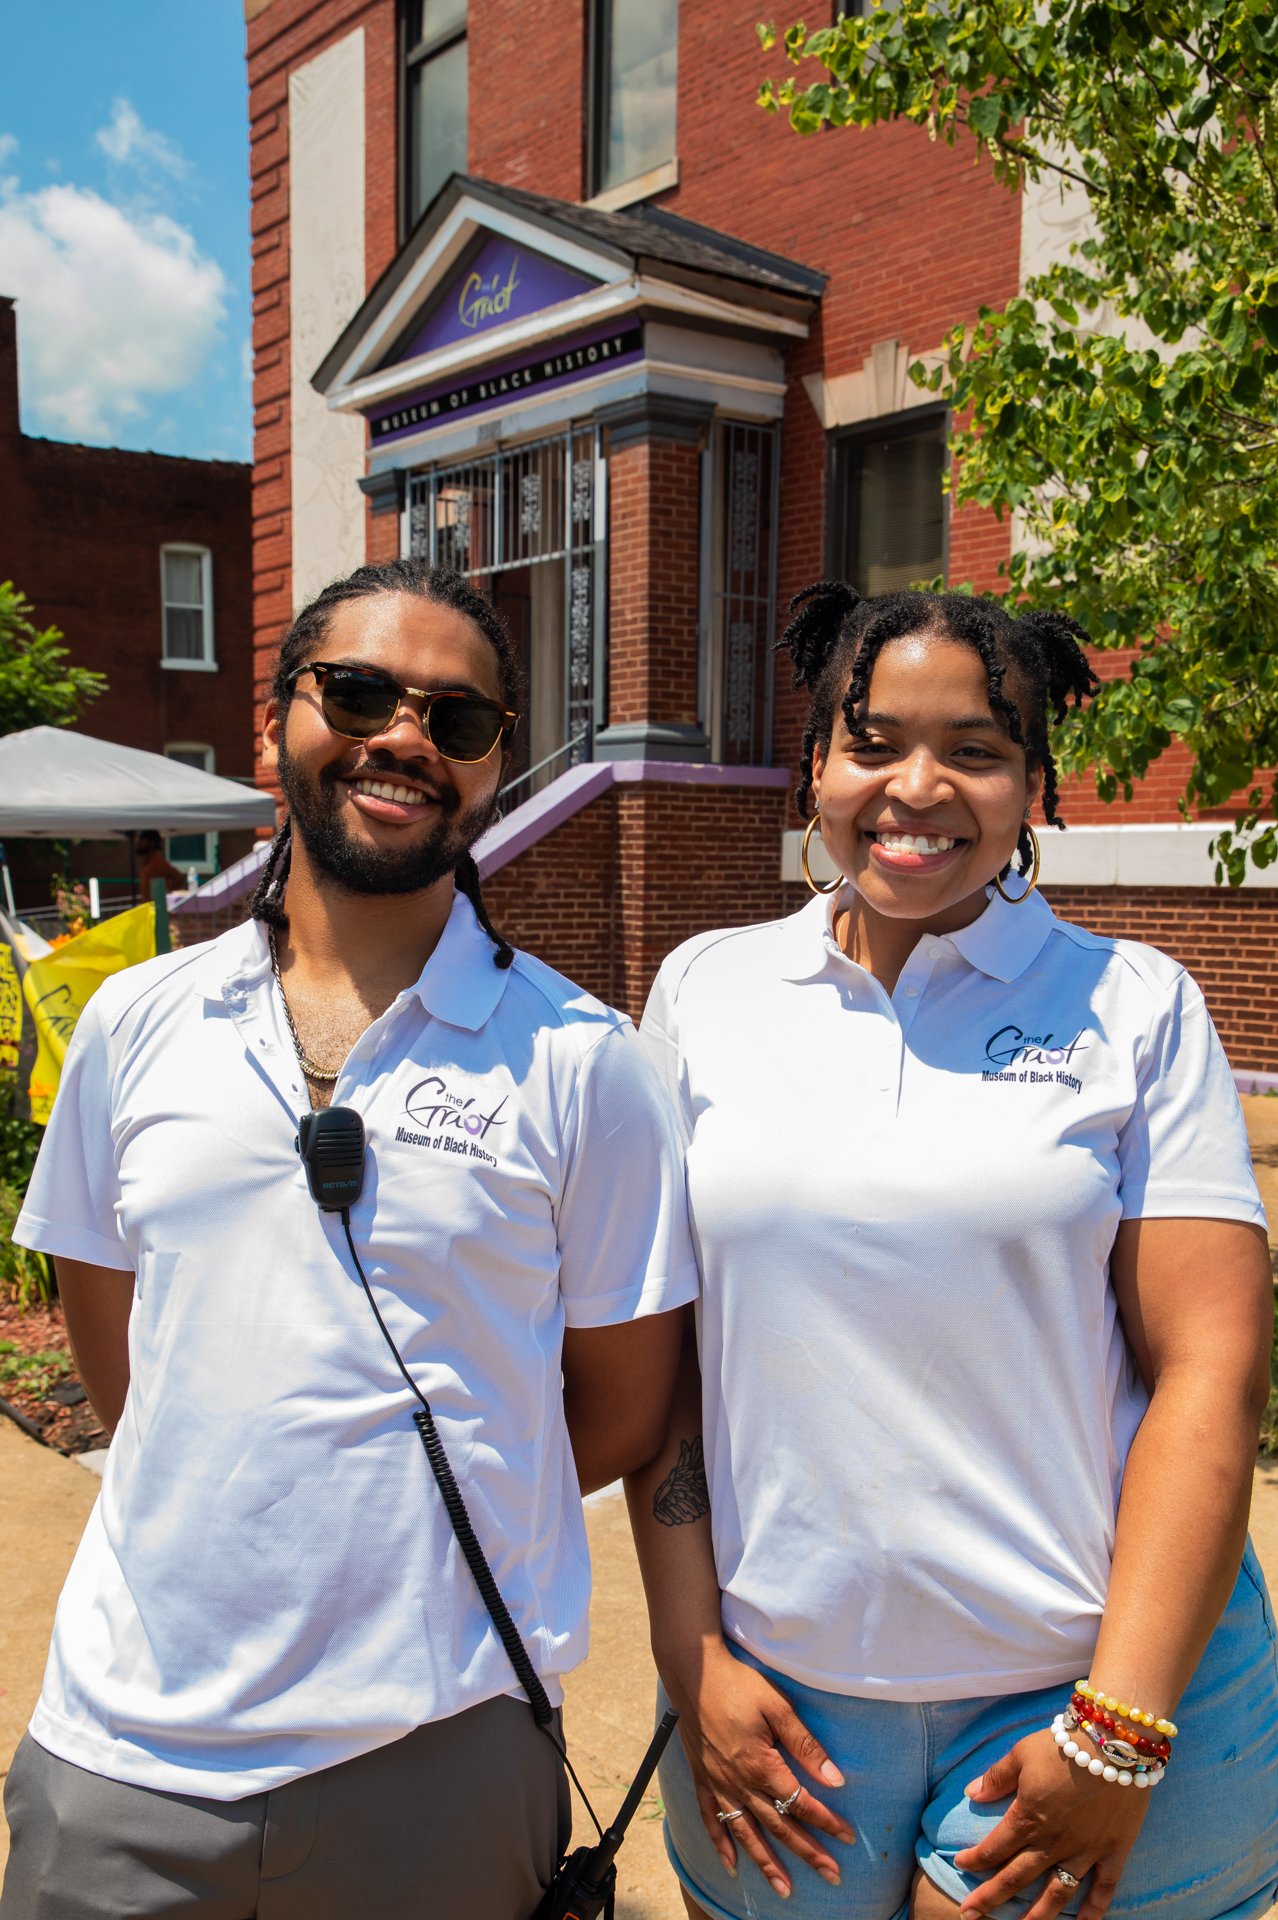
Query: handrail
498 729 589 811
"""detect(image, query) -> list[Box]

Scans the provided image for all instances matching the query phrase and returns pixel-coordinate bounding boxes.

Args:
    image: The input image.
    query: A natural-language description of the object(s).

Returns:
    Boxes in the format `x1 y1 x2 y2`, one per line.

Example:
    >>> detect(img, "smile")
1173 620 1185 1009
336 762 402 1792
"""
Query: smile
349 777 440 806
869 831 960 854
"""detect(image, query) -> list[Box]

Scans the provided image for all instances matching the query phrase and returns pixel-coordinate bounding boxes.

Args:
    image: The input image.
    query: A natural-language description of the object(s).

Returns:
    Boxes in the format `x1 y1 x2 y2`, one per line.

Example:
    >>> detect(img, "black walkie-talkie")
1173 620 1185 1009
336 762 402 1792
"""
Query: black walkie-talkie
298 1109 678 1916
534 1710 679 1920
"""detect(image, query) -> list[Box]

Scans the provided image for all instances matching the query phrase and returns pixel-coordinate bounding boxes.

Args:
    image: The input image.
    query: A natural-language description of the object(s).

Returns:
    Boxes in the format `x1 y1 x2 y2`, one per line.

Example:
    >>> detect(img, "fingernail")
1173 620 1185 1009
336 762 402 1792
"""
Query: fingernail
724 1859 738 1879
964 1776 983 1797
768 1877 791 1899
820 1760 846 1786
820 1867 842 1887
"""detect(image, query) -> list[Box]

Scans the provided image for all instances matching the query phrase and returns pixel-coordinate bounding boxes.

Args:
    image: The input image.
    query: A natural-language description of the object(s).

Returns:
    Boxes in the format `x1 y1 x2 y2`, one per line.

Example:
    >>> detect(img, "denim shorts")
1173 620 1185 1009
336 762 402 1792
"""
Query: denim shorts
660 1541 1278 1920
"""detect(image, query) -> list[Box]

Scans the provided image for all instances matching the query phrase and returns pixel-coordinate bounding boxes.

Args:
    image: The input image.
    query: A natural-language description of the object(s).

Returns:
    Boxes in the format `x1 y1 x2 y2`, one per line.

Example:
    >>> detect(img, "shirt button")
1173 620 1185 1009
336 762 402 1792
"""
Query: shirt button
904 985 920 998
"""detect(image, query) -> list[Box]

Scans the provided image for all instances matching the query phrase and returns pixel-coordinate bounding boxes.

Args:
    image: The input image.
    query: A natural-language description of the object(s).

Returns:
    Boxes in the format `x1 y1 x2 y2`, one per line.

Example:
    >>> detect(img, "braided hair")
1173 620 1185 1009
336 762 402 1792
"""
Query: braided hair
778 583 1098 878
251 559 525 967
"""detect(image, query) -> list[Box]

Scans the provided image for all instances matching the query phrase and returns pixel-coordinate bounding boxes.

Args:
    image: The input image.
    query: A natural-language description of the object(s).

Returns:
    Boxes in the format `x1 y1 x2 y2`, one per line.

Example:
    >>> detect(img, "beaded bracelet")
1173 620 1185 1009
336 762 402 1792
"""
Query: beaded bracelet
1075 1680 1177 1739
1064 1706 1169 1773
1052 1713 1166 1788
1069 1695 1171 1761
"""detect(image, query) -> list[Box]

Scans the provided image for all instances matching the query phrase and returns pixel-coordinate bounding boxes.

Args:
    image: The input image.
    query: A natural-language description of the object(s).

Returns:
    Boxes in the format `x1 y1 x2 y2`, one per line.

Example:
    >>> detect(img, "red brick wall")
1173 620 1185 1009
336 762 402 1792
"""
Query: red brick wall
0 301 254 906
612 782 789 1019
247 0 393 797
469 0 585 200
483 789 619 1002
605 436 703 730
1043 885 1278 1074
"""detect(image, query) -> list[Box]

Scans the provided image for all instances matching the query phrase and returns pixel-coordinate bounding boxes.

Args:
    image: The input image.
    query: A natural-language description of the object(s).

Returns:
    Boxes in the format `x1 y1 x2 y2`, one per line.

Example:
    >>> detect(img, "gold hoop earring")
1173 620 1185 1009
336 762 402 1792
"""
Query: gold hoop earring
801 813 842 895
993 822 1041 905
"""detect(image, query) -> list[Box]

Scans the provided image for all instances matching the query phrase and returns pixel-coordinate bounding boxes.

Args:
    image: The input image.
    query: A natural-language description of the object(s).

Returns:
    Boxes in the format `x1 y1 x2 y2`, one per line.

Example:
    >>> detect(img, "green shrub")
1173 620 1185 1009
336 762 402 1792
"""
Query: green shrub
0 1181 52 1309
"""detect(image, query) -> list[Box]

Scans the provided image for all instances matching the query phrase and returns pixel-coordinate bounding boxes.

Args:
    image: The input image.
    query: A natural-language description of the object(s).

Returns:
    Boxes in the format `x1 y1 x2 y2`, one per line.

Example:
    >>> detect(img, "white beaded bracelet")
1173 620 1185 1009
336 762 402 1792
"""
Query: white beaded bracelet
1051 1713 1166 1788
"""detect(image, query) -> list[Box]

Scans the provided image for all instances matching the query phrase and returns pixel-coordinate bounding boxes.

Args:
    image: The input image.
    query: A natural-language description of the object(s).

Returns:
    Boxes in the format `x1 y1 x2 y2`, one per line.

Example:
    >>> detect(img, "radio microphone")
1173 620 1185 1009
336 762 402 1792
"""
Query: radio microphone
296 1107 366 1211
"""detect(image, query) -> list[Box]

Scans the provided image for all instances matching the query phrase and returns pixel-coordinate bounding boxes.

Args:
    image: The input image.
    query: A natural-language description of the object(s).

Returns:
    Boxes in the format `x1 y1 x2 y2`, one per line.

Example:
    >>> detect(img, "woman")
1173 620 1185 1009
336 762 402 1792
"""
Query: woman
628 583 1278 1920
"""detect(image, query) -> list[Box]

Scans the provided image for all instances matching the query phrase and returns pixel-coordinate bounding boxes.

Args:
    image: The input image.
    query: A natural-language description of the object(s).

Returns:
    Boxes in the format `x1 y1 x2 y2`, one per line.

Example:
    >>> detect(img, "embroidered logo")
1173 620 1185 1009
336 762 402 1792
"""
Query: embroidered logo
981 1024 1090 1094
396 1075 509 1168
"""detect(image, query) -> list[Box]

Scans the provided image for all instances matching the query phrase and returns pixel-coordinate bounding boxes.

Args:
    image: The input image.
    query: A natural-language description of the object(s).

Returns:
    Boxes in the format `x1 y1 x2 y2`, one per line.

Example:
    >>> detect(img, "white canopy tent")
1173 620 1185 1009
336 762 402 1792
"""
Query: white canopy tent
0 727 277 837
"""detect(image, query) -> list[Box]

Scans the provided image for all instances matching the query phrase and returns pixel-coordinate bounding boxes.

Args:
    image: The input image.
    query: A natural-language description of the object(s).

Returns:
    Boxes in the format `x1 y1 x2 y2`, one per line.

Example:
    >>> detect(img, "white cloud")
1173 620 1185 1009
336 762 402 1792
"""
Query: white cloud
0 179 226 440
95 99 188 178
0 134 18 166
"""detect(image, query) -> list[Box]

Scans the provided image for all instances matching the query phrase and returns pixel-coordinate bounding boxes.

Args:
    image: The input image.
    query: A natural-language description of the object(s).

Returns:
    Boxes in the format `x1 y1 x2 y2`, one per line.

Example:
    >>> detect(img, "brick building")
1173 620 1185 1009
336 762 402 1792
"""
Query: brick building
194 0 1277 1071
0 297 255 910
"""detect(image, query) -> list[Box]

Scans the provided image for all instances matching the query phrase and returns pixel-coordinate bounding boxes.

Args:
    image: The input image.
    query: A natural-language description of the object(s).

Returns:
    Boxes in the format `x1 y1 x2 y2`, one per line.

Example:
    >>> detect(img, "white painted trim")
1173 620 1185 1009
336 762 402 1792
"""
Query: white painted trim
329 277 645 411
781 822 1278 889
587 158 680 211
160 658 220 673
325 196 625 392
160 543 215 667
325 268 810 414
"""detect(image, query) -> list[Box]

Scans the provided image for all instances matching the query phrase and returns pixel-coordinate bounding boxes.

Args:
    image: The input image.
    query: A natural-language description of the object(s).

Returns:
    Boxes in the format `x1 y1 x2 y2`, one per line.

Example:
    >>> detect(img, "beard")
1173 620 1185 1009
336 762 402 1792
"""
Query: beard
277 736 497 897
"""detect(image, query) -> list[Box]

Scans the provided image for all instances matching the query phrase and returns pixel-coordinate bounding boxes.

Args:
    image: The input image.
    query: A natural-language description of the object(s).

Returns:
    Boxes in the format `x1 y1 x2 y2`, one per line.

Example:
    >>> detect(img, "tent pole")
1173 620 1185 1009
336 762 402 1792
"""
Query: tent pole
150 879 171 955
126 830 137 906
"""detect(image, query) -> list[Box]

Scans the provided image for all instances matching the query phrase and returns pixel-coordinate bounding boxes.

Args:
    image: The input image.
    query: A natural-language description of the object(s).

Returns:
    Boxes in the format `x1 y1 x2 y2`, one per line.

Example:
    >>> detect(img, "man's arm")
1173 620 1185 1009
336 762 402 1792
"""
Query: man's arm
561 1305 684 1495
55 1258 134 1437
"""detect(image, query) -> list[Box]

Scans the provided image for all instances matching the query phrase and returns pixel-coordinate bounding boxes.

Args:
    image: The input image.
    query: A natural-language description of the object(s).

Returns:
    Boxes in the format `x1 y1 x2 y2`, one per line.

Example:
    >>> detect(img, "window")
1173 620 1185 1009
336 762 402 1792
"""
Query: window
704 421 779 766
590 0 678 198
161 546 215 667
403 0 468 231
165 745 218 875
829 412 947 596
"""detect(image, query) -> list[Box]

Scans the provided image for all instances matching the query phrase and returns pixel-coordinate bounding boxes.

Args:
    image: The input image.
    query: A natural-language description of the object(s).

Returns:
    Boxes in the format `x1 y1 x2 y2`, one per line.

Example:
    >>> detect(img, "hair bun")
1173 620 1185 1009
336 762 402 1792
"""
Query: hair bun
1019 609 1099 719
779 580 862 689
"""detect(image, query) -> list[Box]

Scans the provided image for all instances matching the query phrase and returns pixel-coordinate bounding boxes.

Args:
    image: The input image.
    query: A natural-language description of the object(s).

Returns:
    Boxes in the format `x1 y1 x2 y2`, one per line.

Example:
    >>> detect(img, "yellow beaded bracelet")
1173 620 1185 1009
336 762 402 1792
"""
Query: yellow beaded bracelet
1075 1681 1178 1739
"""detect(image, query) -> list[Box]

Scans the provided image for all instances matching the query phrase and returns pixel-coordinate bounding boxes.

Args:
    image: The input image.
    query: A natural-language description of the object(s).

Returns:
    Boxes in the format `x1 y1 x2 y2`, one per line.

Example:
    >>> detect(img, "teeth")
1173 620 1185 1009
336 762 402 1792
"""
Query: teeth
353 779 429 806
876 832 957 854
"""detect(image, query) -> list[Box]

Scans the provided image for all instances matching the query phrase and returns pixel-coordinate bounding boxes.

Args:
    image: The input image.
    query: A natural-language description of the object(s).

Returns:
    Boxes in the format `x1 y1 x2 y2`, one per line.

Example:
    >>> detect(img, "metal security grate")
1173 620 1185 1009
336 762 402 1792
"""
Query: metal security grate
706 420 779 766
407 426 603 783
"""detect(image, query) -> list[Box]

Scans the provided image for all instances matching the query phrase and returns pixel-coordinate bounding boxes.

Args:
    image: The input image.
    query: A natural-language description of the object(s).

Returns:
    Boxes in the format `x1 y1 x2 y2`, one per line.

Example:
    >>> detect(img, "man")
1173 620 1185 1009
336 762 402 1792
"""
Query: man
4 560 697 1919
134 830 185 896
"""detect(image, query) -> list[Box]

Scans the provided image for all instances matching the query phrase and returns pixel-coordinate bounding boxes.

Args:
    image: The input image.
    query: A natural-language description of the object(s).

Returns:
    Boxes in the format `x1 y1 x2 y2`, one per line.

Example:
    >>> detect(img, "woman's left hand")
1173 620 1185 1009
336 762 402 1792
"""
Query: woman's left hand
955 1728 1152 1920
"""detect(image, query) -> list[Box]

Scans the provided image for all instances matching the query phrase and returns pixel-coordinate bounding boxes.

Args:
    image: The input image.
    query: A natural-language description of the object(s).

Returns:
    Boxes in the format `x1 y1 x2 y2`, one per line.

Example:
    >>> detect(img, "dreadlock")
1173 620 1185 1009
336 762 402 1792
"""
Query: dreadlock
251 558 525 967
778 583 1098 879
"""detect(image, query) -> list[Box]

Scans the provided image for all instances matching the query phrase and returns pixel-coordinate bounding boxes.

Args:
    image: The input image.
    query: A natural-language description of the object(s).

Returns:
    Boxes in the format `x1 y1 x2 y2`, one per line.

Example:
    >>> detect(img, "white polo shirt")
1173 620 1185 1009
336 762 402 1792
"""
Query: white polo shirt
641 885 1264 1702
16 893 697 1798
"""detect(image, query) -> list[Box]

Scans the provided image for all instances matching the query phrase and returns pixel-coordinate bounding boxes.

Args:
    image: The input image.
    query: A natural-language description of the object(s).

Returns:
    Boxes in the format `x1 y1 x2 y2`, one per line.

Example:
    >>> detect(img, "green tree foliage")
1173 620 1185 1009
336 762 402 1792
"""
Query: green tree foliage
0 581 106 738
760 2 1278 879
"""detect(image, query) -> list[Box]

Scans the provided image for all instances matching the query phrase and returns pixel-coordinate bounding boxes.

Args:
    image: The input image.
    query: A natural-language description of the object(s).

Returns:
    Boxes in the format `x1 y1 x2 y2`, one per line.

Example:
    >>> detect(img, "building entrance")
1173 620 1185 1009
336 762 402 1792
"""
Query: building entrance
407 425 603 802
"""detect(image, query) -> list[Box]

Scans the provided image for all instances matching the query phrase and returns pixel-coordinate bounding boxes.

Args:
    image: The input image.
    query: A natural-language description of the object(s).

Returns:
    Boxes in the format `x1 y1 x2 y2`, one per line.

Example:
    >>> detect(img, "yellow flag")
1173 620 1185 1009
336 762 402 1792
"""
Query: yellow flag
22 904 156 1122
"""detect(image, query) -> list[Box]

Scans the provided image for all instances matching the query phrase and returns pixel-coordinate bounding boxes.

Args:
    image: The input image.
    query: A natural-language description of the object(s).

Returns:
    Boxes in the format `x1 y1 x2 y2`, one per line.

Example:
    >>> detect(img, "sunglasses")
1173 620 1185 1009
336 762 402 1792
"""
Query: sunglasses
290 662 519 763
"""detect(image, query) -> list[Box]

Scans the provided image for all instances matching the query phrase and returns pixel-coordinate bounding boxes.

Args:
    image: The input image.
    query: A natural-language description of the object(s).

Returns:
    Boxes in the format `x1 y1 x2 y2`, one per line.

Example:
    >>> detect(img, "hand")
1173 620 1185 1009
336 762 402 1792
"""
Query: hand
661 1639 856 1900
956 1728 1152 1920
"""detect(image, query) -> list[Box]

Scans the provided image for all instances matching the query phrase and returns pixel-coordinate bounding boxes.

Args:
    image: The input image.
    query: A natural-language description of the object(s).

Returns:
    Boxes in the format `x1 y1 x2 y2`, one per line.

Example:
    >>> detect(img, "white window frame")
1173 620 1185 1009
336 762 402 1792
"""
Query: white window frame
164 742 218 876
160 544 217 670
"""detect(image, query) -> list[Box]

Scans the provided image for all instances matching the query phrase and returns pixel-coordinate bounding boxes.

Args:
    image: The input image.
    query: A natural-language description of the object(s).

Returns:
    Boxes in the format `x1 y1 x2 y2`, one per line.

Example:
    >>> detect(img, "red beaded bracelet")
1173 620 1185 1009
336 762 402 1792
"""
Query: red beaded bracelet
1069 1695 1172 1761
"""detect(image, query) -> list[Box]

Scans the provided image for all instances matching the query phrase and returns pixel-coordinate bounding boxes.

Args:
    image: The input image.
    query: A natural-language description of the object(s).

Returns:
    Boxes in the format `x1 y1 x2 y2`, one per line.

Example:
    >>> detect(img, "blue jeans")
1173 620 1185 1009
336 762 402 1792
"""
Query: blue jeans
660 1542 1278 1920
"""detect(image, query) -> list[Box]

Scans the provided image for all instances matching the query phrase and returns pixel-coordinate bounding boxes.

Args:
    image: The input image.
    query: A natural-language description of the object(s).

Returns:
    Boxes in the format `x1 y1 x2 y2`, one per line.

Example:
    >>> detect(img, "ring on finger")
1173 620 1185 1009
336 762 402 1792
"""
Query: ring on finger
717 1807 746 1824
1053 1868 1081 1891
772 1787 802 1817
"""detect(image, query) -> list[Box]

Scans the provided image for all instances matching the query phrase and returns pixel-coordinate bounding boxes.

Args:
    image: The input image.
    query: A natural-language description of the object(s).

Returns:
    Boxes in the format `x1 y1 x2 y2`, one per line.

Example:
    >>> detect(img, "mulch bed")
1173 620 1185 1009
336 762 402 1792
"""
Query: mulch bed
0 1298 107 1455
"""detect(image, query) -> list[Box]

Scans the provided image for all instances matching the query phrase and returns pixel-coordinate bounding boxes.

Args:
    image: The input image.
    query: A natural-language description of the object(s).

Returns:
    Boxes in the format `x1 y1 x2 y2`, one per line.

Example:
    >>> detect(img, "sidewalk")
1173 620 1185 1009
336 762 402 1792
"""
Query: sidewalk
4 1091 1278 1914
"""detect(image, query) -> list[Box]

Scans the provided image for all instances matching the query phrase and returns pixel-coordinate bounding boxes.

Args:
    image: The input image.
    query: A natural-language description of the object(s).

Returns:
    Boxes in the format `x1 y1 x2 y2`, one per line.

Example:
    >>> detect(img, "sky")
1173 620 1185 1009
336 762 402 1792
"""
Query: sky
0 1 251 462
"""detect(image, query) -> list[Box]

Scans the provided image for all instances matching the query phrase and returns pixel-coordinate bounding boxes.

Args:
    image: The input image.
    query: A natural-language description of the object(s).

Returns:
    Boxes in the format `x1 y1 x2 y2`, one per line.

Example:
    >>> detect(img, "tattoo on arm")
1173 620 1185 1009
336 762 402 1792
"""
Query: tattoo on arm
653 1435 710 1527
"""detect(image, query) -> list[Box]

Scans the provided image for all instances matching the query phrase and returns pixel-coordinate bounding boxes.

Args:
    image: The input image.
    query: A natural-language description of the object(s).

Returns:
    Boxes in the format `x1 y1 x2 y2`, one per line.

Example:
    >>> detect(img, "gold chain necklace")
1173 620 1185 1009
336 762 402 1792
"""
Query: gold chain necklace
267 928 340 1085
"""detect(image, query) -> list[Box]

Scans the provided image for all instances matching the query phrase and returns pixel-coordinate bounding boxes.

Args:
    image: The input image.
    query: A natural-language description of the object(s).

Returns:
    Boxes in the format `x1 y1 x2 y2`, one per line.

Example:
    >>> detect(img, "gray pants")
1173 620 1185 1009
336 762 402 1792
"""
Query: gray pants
1 1698 569 1919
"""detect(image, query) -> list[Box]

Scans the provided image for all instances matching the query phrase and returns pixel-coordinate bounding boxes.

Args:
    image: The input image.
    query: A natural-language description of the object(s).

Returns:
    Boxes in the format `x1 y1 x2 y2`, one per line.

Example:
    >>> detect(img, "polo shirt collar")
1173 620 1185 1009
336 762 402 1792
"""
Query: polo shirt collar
778 878 1057 985
204 888 511 1032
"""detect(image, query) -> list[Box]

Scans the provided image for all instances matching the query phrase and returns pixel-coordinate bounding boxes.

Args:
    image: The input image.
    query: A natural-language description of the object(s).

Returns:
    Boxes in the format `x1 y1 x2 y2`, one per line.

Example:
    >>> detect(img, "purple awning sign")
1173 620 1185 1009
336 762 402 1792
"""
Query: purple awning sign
396 233 600 363
370 323 644 444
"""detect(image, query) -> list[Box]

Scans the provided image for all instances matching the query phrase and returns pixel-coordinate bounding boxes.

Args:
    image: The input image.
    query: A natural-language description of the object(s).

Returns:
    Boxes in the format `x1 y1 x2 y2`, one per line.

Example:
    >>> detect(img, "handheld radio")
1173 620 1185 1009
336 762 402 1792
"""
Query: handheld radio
296 1108 678 1917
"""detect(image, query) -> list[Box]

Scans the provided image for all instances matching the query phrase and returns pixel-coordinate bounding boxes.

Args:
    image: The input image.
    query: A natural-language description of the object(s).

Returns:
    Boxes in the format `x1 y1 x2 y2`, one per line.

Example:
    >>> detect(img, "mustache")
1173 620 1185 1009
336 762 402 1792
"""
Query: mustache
321 750 460 815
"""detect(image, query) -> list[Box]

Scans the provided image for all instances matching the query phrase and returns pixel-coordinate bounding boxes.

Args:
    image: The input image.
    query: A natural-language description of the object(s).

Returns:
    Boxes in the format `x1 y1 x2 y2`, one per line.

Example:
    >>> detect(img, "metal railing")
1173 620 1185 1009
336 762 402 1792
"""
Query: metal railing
498 729 590 813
